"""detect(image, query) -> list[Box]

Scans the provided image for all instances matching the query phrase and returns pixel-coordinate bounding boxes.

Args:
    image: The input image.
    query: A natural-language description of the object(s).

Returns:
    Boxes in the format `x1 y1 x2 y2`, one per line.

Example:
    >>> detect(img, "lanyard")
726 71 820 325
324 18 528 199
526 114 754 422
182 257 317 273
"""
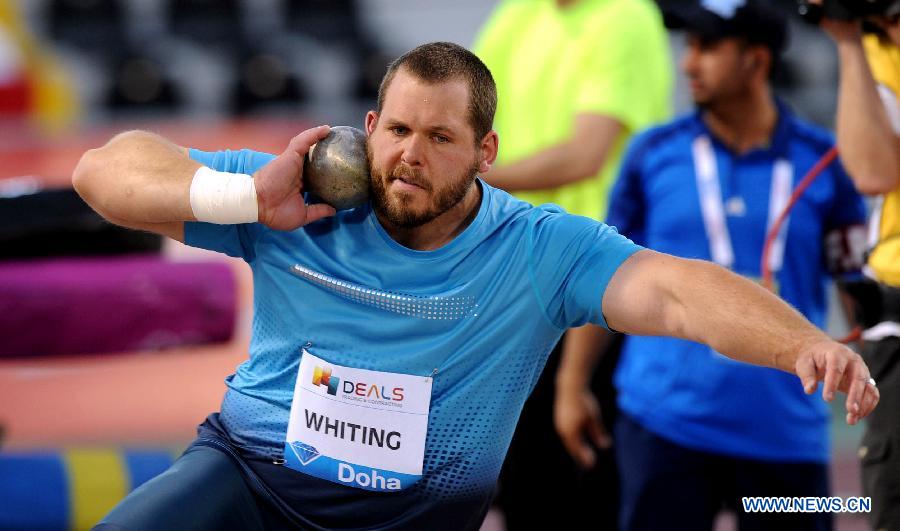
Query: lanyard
691 135 793 272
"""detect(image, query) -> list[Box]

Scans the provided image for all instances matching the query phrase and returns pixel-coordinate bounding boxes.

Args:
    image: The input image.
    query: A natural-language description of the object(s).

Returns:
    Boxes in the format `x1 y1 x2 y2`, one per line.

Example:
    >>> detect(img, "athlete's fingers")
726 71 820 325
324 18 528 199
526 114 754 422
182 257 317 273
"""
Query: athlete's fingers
796 354 818 395
304 203 337 224
822 349 848 402
287 125 331 158
860 381 880 418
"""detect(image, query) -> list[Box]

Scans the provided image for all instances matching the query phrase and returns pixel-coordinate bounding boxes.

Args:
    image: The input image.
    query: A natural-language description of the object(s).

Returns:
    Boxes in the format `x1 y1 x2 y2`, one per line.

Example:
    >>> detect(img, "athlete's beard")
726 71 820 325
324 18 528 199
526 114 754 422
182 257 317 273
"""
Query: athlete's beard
367 141 480 229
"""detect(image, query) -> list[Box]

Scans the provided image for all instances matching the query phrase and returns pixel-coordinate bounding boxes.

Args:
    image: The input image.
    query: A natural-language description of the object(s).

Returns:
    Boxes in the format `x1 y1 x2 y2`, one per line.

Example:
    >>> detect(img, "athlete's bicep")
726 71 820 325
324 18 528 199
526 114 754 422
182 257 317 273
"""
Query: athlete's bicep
601 249 682 336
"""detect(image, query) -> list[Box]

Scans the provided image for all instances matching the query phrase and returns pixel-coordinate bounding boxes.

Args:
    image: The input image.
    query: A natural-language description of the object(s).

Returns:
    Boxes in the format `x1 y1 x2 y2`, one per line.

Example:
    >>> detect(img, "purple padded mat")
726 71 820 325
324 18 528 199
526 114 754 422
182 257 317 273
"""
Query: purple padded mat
0 255 236 358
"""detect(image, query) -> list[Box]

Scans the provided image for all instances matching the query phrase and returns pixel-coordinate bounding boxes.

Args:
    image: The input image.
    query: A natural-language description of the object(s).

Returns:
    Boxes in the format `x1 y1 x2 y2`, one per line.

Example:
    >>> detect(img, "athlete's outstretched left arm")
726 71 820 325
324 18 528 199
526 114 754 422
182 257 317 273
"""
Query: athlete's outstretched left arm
602 249 880 425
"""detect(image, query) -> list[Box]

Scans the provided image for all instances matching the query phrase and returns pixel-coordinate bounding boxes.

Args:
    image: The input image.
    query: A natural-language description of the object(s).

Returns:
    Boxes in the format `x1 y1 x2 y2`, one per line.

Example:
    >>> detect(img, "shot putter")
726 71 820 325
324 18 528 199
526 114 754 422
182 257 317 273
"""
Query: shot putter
303 126 371 210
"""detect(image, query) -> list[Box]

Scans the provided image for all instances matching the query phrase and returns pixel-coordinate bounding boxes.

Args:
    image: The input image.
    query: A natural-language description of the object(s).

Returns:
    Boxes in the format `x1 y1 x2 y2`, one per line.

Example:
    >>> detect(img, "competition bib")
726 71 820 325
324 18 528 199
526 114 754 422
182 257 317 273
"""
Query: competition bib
283 350 433 492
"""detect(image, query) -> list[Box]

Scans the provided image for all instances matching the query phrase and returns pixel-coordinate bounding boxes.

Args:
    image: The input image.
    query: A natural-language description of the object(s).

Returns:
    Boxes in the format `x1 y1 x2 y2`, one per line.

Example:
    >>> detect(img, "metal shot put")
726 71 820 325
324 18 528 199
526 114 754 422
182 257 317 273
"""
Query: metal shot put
304 126 370 210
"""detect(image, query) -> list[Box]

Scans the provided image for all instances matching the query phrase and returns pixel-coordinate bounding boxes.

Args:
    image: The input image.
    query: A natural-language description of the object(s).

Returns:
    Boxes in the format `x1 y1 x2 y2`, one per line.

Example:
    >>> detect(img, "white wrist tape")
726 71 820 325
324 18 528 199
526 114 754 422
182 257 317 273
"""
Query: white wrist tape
189 166 259 224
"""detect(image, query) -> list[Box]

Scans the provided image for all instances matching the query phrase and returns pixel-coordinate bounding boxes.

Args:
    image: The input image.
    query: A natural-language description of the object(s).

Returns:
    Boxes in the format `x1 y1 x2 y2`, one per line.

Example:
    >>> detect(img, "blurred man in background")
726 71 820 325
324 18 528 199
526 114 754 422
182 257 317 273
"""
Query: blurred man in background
815 1 900 528
473 1 672 526
556 1 868 529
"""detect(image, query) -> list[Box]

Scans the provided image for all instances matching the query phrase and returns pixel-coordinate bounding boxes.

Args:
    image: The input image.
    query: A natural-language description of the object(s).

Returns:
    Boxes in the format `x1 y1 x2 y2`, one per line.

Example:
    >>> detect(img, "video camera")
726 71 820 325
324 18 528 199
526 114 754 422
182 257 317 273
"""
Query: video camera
798 0 900 22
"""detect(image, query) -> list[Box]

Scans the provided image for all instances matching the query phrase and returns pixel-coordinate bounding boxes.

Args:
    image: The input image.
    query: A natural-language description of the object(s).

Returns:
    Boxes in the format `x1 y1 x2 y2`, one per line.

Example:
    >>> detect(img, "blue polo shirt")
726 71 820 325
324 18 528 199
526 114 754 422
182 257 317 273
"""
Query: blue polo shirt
608 103 866 463
184 147 641 529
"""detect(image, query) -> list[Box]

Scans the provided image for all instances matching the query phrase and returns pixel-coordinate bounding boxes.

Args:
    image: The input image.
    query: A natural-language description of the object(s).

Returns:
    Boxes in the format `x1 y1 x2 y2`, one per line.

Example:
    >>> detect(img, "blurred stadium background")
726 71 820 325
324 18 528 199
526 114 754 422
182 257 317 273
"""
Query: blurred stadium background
0 0 868 529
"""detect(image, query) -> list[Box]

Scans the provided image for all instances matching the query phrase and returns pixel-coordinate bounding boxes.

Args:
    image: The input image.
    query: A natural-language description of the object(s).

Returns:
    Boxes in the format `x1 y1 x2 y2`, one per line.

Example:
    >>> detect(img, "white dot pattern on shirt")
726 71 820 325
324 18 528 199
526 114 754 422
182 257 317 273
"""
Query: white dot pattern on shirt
291 264 477 320
408 351 553 500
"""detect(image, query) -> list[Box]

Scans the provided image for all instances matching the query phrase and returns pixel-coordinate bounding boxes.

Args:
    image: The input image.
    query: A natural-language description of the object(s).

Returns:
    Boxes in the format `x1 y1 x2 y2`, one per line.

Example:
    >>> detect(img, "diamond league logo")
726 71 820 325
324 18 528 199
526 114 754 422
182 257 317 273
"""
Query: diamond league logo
288 441 321 466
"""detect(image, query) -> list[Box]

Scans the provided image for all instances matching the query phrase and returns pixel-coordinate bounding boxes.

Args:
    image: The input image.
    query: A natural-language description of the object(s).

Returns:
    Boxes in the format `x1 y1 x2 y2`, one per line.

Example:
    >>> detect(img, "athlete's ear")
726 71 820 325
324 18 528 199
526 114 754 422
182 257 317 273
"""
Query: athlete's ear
365 111 378 136
478 130 499 174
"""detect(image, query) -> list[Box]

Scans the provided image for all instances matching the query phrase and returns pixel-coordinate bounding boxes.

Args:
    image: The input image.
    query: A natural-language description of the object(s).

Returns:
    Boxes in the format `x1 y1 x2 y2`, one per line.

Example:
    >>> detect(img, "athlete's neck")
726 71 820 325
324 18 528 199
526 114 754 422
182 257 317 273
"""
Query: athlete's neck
379 180 483 251
702 89 778 155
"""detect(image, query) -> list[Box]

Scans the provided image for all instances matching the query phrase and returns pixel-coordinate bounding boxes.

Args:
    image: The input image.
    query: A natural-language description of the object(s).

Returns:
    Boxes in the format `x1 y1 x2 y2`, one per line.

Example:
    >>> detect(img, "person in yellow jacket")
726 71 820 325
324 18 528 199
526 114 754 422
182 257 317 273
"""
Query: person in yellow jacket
472 0 672 528
815 3 900 529
861 36 900 287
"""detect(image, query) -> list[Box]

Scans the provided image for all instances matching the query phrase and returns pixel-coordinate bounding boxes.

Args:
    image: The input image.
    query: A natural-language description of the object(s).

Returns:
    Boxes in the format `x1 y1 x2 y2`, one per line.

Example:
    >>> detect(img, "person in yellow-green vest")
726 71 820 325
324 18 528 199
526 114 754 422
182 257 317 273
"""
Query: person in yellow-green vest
473 0 672 527
815 2 900 529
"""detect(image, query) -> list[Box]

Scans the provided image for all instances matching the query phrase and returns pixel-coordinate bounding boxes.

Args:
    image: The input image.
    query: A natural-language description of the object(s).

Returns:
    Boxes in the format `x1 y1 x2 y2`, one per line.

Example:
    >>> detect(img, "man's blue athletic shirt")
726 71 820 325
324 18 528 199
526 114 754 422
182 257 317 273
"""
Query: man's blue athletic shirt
184 147 641 528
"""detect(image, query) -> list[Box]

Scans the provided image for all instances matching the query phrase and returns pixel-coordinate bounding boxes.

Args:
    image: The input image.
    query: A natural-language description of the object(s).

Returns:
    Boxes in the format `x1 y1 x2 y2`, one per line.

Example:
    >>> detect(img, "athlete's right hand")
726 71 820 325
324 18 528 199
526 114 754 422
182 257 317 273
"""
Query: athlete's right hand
255 125 337 231
554 387 611 470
